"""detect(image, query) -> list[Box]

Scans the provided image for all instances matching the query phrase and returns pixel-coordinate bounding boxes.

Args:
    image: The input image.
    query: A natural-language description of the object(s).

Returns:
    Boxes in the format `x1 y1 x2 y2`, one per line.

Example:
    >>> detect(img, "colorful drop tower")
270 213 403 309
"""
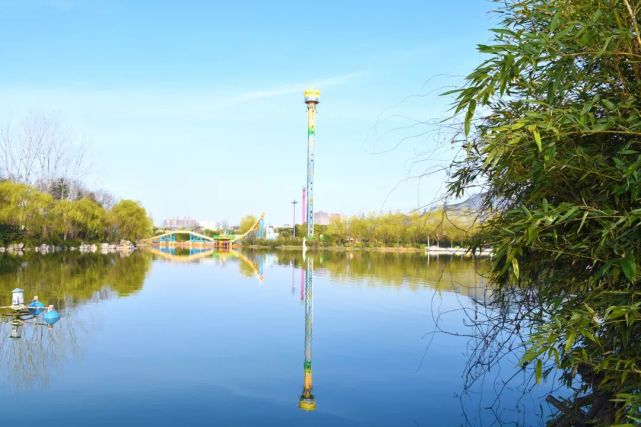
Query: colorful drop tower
304 89 320 238
299 257 316 411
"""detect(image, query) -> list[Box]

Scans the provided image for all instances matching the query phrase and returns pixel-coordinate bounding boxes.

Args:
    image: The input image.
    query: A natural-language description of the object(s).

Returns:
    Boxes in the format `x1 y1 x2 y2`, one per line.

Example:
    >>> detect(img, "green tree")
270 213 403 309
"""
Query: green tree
69 198 107 241
448 0 641 423
51 199 76 240
0 181 53 240
239 215 258 234
109 200 152 242
52 198 108 241
327 216 349 244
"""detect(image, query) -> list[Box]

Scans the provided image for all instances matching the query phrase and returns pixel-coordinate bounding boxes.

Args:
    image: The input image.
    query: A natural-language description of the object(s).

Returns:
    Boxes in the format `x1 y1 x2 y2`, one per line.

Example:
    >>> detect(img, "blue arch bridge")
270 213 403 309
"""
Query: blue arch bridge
141 213 265 251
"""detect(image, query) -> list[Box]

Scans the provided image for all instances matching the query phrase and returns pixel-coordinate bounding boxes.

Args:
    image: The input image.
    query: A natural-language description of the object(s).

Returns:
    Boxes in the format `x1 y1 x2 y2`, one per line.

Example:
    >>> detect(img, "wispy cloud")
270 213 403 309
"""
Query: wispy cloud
0 71 365 124
232 71 362 103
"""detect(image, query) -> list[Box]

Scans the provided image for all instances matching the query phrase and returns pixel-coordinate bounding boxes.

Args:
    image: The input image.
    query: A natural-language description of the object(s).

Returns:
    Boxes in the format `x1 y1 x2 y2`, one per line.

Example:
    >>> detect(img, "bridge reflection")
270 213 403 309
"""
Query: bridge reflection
142 214 266 251
145 247 265 283
148 246 317 410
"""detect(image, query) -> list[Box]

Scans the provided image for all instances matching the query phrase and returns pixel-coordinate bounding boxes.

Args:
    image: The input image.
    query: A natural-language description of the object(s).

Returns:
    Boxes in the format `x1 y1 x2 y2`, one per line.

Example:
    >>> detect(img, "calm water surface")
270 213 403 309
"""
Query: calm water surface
0 250 552 426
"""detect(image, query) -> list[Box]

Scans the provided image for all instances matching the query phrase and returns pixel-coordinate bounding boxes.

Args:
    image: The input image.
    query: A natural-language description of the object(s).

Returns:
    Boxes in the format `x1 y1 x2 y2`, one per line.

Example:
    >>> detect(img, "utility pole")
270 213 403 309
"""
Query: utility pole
291 200 298 237
304 89 320 238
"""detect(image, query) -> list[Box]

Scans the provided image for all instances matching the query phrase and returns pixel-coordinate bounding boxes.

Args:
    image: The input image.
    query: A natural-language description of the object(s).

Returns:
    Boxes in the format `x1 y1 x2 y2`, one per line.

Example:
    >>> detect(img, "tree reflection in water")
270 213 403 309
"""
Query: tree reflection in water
0 251 152 389
244 250 555 424
266 250 489 299
0 249 558 422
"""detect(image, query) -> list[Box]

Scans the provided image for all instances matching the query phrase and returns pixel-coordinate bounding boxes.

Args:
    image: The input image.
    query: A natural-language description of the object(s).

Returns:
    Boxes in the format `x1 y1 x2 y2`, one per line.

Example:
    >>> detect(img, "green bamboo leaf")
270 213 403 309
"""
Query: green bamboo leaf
577 211 589 234
490 28 516 37
535 359 543 384
620 253 637 283
549 12 561 31
597 35 614 57
440 88 462 96
533 128 542 152
564 331 576 353
558 206 578 222
511 257 520 279
464 99 476 137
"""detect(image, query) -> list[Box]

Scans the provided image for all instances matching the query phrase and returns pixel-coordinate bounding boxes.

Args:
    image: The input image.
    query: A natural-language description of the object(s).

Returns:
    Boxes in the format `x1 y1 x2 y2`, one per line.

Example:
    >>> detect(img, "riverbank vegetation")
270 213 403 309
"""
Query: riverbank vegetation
0 113 153 246
258 209 479 249
325 210 478 247
449 0 641 423
0 181 153 245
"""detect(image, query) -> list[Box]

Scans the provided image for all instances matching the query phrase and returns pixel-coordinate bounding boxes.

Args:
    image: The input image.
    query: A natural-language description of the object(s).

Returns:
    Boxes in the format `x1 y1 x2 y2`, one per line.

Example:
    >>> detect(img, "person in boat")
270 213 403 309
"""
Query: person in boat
28 295 45 315
43 305 60 330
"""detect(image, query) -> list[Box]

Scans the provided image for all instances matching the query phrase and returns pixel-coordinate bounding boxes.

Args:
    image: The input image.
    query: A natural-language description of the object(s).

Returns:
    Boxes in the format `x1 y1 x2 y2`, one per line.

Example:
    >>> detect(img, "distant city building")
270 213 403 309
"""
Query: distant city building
162 217 199 230
265 226 279 240
199 220 221 231
313 211 341 226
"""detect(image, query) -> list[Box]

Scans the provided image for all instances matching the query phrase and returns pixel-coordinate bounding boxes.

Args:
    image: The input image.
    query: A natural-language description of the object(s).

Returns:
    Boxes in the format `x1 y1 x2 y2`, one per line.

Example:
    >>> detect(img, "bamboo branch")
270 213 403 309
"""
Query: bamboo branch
623 0 641 49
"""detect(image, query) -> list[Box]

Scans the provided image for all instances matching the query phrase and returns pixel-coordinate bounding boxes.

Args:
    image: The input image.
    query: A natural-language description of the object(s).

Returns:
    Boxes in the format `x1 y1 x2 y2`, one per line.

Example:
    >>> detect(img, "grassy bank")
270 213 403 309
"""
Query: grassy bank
243 243 454 253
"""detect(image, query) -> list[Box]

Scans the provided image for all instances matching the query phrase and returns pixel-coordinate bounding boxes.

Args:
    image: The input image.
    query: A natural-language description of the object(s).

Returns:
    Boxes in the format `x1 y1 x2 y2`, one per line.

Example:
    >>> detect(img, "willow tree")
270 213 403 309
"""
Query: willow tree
448 0 641 424
239 215 258 234
0 181 53 240
109 200 153 242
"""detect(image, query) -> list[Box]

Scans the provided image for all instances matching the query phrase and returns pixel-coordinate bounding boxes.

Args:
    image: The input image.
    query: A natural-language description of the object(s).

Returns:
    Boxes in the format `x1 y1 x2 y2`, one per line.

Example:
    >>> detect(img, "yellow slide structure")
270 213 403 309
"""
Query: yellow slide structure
230 212 265 243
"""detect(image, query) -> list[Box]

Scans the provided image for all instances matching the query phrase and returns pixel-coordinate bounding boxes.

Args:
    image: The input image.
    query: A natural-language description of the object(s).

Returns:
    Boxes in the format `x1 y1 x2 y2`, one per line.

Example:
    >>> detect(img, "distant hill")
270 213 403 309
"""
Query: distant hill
444 193 483 212
429 193 484 214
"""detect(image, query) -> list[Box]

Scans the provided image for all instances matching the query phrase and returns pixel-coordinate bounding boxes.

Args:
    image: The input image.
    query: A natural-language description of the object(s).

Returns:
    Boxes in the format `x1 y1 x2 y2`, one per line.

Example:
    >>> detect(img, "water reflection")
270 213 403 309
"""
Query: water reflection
265 250 489 299
299 256 316 411
0 252 152 388
0 312 82 389
145 247 265 283
0 251 152 309
0 249 547 426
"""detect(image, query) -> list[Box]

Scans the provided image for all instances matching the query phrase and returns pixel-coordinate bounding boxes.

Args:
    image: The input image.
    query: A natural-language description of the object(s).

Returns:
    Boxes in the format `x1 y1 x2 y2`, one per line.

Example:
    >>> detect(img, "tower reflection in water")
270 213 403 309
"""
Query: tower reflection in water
299 257 316 411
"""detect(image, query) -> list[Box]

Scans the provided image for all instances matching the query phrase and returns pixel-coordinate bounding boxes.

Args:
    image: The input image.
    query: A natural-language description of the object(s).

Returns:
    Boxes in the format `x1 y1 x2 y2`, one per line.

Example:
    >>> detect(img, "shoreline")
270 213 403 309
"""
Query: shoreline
1 242 492 257
0 242 135 255
242 244 492 256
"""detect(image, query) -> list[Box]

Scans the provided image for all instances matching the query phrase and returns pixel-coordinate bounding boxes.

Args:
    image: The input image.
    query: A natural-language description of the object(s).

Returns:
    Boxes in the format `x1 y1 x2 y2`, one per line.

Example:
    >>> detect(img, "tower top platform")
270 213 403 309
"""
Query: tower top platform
304 89 320 103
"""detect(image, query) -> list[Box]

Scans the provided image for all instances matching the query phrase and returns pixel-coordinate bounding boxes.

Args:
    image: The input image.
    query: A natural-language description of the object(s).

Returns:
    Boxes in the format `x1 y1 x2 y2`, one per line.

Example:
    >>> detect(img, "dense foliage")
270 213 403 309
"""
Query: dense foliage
239 215 258 234
0 181 153 244
265 210 478 247
449 0 641 424
323 210 478 247
109 199 154 242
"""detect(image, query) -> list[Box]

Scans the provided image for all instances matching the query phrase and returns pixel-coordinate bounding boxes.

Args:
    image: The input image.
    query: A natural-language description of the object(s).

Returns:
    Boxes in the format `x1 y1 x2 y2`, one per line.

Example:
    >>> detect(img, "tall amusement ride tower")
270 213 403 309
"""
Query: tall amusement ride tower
304 89 320 238
299 89 320 412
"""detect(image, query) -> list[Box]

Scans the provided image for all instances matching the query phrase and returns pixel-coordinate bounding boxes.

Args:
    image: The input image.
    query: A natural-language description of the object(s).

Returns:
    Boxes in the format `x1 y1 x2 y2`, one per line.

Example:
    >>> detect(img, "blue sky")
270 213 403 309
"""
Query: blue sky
0 0 495 226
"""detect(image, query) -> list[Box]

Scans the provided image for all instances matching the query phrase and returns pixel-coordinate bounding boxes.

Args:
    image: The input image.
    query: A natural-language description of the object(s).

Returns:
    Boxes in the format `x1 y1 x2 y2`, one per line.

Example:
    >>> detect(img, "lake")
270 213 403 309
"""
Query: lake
0 250 553 426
